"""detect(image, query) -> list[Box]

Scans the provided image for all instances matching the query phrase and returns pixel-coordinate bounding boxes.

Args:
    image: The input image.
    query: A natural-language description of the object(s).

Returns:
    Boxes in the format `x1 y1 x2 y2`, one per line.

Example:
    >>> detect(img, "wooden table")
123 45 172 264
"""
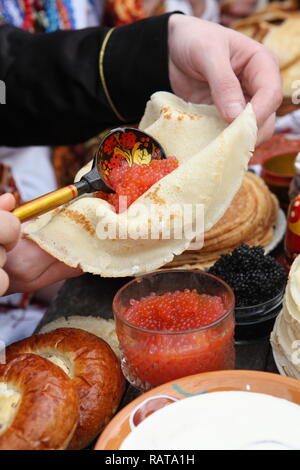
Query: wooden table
36 273 279 407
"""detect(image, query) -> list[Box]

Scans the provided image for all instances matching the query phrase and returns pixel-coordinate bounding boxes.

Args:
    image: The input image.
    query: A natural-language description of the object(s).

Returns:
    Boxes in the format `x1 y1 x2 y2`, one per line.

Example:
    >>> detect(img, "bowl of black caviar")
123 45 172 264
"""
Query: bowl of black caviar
208 244 287 342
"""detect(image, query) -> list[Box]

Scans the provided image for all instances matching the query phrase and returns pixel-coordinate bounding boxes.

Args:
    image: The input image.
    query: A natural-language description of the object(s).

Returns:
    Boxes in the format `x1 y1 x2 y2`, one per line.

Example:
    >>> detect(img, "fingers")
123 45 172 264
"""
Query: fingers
5 238 82 294
256 112 276 145
0 193 16 211
0 194 19 297
169 14 282 135
0 247 7 268
201 51 246 122
245 49 282 128
20 261 82 293
168 15 247 121
0 247 7 295
0 210 21 252
196 22 281 129
0 269 9 296
0 193 20 251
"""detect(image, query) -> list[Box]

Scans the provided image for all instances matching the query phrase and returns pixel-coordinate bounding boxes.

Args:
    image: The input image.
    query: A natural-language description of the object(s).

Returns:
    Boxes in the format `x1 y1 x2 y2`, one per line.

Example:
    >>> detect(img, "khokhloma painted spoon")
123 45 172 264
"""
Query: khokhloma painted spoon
12 128 166 223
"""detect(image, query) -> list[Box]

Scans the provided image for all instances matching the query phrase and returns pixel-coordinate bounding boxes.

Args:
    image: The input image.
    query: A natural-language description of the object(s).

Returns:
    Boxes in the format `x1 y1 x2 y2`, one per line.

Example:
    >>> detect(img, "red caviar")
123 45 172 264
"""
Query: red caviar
117 289 235 388
96 156 178 212
124 289 226 331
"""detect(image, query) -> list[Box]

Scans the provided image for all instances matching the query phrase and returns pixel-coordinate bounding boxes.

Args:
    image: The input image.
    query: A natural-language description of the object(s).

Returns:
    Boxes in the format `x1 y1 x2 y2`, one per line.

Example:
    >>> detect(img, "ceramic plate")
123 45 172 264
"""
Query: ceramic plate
95 369 300 450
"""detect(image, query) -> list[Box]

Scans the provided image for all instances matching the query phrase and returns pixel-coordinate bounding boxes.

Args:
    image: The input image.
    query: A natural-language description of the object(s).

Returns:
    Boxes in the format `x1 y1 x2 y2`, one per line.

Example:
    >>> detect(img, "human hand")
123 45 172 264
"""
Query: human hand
168 14 282 144
0 194 21 296
5 232 82 294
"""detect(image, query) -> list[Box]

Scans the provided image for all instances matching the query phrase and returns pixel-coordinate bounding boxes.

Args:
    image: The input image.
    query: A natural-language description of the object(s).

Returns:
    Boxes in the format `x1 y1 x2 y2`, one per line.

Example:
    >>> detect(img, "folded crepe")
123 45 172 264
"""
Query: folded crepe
24 92 257 277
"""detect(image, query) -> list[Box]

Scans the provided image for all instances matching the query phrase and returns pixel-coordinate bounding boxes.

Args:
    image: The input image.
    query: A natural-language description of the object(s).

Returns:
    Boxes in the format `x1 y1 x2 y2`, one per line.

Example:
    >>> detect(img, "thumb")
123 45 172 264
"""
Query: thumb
203 55 246 122
0 193 16 212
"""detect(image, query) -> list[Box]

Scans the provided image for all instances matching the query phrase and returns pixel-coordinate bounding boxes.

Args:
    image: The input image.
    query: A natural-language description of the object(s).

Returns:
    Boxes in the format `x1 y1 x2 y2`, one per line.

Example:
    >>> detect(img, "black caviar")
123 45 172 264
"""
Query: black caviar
208 244 287 307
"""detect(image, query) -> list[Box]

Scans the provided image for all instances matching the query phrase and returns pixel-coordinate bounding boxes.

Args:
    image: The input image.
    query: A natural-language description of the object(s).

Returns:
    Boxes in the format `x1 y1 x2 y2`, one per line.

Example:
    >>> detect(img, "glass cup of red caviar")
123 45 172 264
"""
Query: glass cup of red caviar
113 270 236 391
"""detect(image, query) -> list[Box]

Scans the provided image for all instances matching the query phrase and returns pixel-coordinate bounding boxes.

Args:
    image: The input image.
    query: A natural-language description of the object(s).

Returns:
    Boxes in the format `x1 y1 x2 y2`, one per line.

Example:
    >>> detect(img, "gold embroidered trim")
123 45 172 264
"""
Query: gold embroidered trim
99 28 126 122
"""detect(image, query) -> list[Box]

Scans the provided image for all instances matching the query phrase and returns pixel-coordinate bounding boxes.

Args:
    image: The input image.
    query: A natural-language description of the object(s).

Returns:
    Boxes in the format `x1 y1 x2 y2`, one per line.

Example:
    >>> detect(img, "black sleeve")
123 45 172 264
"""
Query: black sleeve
0 13 173 147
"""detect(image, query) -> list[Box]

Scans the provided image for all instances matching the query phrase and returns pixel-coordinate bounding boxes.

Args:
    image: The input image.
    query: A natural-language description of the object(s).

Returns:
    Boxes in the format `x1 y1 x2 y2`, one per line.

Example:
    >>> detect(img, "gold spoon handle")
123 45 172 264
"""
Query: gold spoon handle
12 184 79 223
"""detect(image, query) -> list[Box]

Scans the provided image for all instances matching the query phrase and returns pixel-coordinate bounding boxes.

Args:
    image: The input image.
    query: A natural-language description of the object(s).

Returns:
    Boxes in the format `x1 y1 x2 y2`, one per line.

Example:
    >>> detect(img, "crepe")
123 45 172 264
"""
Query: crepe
24 92 257 277
165 172 278 270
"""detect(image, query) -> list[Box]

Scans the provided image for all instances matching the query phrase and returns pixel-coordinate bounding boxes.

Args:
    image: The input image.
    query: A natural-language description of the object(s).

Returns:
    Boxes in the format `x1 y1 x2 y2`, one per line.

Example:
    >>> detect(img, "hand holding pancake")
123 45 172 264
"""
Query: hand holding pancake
3 192 81 295
168 14 282 144
5 237 82 294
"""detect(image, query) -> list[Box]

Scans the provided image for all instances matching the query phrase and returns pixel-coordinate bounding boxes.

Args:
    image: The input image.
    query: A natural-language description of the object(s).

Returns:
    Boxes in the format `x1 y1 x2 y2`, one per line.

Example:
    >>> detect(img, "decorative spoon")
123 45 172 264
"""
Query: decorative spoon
12 128 166 223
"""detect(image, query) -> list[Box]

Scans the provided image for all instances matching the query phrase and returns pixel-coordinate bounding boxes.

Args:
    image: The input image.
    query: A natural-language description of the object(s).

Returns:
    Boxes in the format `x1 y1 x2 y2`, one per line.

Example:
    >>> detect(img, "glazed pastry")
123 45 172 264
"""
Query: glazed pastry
6 328 125 450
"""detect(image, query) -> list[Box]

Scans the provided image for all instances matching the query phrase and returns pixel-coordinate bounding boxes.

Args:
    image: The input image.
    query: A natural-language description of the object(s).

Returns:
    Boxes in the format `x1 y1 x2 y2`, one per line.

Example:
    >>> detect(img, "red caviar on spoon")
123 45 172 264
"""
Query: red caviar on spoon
95 157 178 212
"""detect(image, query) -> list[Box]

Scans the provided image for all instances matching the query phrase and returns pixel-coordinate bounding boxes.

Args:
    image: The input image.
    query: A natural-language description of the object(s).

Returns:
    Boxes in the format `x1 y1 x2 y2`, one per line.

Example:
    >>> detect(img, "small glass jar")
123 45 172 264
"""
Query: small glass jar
113 270 235 391
235 289 285 343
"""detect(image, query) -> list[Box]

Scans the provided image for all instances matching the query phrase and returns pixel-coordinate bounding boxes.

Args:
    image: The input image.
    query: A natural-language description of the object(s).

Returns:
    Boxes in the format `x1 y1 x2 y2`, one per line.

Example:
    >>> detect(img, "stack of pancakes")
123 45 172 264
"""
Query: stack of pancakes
230 1 300 115
165 172 279 271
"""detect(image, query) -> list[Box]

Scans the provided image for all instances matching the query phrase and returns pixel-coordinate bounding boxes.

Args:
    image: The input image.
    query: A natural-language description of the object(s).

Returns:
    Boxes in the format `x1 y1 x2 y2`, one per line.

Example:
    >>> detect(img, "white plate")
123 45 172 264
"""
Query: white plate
121 391 300 450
